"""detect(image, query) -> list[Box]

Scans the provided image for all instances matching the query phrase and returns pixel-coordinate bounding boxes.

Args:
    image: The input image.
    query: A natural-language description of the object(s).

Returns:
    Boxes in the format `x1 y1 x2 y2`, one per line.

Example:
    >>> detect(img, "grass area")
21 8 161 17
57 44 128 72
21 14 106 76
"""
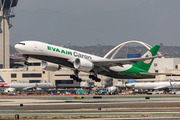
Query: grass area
0 101 11 102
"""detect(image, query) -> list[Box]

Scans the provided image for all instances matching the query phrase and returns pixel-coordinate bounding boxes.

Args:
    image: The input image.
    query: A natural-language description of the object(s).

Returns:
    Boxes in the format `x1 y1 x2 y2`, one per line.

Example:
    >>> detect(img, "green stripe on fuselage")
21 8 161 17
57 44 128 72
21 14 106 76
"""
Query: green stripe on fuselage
120 66 155 78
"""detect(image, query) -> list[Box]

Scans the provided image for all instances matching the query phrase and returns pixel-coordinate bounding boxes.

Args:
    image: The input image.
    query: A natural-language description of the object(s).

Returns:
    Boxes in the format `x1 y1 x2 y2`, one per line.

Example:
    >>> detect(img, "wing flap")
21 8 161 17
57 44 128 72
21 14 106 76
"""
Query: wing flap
23 87 34 90
154 86 168 89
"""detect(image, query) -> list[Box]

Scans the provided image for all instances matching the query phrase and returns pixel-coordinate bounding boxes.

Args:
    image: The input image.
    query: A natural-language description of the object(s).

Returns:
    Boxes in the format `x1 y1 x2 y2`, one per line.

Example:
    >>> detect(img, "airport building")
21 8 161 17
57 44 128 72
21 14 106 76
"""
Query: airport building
114 58 180 88
141 58 180 82
0 57 180 90
0 59 113 89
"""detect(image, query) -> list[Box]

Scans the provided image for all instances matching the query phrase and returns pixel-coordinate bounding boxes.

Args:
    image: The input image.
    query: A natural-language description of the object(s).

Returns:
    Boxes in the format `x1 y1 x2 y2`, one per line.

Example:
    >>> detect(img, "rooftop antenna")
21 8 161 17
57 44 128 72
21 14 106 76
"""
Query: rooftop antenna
67 41 71 46
95 38 100 46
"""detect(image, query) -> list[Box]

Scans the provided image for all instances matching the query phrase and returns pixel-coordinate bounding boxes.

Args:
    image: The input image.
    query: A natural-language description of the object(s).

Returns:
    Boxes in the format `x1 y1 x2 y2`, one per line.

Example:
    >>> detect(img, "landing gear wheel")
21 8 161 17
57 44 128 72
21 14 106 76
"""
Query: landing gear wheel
70 75 75 79
24 61 28 65
23 55 29 71
95 78 101 82
76 78 82 82
89 75 94 79
70 70 82 82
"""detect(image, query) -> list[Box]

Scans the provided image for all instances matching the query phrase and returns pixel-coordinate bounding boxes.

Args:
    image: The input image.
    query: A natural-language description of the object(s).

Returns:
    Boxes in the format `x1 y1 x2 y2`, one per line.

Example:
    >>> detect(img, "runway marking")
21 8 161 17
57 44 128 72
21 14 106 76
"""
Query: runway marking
1 112 180 116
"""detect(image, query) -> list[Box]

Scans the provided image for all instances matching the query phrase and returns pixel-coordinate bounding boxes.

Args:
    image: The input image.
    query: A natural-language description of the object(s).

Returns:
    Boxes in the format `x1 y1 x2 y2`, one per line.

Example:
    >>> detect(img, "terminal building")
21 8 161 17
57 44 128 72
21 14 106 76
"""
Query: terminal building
0 59 113 89
1 56 180 90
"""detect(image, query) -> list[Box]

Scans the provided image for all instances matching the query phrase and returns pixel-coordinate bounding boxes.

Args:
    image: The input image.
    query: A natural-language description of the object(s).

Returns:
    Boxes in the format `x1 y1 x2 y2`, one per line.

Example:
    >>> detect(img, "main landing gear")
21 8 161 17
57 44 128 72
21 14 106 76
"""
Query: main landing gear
24 55 29 71
70 70 82 82
70 70 101 82
89 75 101 82
70 75 82 82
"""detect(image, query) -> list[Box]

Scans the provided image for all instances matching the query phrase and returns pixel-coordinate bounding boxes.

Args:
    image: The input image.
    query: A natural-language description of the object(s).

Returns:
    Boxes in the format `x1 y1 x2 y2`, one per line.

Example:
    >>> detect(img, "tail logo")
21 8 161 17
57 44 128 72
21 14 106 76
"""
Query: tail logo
142 51 152 64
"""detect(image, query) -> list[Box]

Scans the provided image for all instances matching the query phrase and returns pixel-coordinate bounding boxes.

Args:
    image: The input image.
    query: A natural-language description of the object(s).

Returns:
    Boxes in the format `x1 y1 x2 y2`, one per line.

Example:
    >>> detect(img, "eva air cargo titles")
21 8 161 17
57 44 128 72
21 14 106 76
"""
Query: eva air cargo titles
47 46 92 60
15 41 165 82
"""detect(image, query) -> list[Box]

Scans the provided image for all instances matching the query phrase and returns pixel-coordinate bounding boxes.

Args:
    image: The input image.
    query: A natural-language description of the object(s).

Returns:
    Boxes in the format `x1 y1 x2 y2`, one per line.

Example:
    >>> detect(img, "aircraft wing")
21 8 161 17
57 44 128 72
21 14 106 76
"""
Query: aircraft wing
154 86 169 89
93 55 164 68
23 87 35 90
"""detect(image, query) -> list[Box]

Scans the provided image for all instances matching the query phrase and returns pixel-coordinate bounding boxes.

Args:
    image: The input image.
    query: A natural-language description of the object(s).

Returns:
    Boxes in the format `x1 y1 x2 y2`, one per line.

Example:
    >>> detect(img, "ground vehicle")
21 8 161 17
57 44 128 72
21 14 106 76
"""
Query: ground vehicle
98 86 117 95
98 89 107 95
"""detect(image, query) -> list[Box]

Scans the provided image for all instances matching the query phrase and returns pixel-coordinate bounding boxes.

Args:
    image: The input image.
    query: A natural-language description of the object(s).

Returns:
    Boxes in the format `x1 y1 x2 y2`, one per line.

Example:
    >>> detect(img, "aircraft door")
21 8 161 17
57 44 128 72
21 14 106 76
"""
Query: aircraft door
33 43 38 51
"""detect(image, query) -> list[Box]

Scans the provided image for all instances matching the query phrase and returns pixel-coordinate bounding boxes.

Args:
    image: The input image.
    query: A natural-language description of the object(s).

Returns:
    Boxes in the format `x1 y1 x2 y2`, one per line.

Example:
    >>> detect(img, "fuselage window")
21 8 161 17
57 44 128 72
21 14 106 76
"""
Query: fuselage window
19 43 25 45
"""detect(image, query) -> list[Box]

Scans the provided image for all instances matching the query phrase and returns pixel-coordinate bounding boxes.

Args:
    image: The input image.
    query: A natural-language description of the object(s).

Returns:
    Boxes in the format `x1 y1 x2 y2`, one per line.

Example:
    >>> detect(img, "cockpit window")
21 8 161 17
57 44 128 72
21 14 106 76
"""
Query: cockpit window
19 43 25 45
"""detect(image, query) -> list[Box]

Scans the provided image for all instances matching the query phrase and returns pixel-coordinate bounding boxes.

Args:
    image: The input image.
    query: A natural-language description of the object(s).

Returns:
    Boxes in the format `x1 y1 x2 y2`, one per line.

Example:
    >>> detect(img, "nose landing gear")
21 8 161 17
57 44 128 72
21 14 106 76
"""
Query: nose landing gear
24 55 29 71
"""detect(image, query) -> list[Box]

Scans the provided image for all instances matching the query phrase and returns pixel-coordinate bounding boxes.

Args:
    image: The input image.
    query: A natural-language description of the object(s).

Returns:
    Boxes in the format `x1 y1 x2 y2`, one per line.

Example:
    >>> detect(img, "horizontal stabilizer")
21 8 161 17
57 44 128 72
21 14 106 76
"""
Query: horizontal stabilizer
93 54 165 68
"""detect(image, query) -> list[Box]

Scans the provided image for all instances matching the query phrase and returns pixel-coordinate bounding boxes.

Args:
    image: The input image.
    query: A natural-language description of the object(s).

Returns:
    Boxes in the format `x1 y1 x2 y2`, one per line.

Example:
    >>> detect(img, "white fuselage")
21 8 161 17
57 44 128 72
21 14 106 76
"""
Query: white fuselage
14 41 135 78
126 82 180 90
8 83 56 90
14 41 132 70
14 41 157 79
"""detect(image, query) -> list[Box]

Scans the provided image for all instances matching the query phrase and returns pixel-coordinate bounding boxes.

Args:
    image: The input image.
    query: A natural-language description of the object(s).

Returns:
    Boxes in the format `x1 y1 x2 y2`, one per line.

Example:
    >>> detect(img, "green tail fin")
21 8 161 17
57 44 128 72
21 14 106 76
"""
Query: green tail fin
133 45 160 71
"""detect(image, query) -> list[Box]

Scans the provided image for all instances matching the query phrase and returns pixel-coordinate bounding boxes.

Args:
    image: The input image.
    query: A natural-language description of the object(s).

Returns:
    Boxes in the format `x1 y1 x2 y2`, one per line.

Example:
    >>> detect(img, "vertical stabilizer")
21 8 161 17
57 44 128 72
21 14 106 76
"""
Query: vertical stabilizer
0 76 5 83
133 45 160 71
128 79 136 84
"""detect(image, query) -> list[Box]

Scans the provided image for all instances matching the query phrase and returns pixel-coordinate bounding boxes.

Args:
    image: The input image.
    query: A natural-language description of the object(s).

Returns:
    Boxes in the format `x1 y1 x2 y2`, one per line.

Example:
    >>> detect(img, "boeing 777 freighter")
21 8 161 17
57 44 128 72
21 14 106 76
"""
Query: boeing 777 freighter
15 41 164 82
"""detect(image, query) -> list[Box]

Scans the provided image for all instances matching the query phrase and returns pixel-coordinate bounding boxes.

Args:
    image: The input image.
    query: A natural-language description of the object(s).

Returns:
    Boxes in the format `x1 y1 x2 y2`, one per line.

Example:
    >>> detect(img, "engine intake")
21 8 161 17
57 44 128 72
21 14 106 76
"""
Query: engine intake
74 58 94 72
41 61 60 71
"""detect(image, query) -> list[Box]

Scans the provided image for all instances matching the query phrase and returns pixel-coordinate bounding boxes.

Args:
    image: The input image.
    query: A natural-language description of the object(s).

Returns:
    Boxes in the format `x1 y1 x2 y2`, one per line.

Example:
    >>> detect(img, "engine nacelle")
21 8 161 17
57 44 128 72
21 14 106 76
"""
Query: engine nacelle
41 61 60 71
74 58 94 72
36 88 42 91
4 88 15 93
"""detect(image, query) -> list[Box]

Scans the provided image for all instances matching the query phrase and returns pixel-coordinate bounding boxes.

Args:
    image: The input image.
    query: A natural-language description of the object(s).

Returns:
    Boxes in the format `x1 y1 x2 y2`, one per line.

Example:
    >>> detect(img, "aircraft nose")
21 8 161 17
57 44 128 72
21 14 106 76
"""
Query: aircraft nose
14 44 25 53
14 44 18 50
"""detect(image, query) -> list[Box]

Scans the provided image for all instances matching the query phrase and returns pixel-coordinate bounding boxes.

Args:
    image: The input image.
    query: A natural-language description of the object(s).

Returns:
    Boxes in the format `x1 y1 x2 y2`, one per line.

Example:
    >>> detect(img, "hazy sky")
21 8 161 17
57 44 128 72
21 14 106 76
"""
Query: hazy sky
10 0 180 46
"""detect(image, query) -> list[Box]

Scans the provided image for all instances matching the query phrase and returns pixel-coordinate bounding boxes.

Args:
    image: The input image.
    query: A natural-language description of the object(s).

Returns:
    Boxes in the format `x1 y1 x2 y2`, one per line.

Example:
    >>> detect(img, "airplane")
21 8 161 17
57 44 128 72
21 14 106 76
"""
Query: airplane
7 82 56 91
0 76 56 92
0 76 10 88
126 79 180 90
14 41 164 82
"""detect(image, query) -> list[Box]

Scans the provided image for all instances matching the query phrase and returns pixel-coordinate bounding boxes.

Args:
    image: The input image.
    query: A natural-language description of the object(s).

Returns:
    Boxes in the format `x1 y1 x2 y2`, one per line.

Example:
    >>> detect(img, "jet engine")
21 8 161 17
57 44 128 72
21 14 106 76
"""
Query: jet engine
74 58 94 72
41 61 60 71
4 88 15 93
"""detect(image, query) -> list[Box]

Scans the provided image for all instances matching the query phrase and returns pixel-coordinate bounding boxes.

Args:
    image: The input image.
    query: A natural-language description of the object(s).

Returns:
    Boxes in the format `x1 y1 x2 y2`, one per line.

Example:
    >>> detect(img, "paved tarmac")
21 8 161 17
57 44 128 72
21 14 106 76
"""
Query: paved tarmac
0 94 180 119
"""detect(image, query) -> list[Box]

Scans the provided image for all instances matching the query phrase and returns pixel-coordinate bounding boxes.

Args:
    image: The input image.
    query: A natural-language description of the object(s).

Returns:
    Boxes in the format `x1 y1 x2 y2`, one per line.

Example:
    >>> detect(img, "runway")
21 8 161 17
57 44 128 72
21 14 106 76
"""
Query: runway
1 94 180 119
